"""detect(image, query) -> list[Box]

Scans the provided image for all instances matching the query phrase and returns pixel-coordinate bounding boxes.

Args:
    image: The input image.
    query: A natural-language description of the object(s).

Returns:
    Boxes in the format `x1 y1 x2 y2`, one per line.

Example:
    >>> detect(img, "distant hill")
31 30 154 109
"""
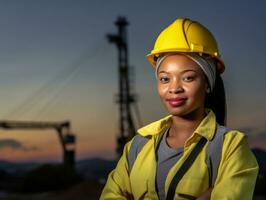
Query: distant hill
252 148 266 175
76 158 116 180
252 148 266 165
0 158 116 181
0 160 41 175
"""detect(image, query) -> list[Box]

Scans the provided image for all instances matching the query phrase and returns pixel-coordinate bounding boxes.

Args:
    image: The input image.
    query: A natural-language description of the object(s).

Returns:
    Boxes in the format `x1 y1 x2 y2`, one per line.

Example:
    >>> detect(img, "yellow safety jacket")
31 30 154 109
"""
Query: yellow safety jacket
100 110 258 200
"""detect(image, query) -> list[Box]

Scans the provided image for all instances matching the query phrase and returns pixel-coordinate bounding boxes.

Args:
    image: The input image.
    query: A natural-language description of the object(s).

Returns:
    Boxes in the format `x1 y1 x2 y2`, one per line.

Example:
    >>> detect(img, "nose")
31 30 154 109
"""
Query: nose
169 79 183 94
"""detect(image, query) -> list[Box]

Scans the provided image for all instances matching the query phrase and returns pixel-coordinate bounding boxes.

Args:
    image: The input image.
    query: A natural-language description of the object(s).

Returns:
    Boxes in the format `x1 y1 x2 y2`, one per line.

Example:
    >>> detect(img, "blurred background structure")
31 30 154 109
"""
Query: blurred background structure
0 120 75 167
0 0 266 199
107 17 140 157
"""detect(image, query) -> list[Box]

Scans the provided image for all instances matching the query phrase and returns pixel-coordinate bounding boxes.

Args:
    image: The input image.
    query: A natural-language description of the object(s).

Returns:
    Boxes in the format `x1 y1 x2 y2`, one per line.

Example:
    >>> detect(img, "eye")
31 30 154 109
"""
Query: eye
159 77 170 83
182 76 195 82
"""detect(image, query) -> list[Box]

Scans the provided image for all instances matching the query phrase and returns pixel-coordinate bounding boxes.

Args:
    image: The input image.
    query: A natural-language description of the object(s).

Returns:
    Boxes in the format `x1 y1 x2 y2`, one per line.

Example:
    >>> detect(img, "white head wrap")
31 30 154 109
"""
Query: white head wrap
155 53 216 91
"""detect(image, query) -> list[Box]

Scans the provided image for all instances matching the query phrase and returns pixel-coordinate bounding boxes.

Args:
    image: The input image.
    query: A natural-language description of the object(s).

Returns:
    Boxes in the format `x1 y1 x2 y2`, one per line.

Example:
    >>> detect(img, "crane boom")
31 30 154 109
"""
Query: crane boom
0 120 69 130
0 120 75 168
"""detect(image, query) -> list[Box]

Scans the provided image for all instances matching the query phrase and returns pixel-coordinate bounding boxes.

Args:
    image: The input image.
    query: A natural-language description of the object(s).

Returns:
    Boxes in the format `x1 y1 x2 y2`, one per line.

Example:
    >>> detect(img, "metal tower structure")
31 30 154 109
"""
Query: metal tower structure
107 17 137 157
0 120 75 168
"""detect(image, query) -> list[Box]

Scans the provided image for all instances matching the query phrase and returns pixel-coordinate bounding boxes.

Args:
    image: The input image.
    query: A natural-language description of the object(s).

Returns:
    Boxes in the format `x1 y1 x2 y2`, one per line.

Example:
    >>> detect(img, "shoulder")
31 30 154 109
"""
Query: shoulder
222 129 246 150
129 134 151 151
223 129 246 145
210 126 246 150
124 134 152 157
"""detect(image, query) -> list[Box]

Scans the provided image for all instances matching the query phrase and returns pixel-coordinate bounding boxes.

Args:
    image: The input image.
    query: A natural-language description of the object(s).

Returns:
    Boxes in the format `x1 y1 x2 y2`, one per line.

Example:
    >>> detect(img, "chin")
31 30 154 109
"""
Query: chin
165 104 202 118
165 106 188 116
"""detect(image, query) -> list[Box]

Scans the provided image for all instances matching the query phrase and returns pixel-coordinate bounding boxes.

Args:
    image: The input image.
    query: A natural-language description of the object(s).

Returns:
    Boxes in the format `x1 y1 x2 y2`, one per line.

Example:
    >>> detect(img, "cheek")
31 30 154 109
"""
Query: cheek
184 82 206 99
195 84 207 100
157 83 168 98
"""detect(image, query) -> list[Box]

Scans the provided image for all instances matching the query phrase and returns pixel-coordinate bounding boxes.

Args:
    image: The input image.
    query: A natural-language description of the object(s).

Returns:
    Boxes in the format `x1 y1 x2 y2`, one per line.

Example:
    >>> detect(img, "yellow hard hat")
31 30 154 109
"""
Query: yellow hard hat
147 18 225 73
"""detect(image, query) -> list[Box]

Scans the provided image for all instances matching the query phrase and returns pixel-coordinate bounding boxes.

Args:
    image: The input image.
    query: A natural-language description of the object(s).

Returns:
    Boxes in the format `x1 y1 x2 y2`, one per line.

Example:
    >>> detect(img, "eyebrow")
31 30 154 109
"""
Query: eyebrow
158 69 197 74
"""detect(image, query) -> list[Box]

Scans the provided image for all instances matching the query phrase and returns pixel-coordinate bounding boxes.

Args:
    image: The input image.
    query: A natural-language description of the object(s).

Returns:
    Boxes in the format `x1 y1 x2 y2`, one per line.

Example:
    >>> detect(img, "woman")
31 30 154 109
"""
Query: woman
100 18 258 200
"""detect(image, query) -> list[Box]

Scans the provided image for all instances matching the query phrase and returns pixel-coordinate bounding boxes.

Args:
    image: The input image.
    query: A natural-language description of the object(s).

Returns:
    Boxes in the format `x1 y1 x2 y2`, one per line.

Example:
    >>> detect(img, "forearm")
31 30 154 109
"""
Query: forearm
100 142 133 199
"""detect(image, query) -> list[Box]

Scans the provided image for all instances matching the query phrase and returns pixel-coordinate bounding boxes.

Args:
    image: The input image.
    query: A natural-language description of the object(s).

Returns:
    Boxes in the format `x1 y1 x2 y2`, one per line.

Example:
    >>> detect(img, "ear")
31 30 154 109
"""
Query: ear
205 81 210 93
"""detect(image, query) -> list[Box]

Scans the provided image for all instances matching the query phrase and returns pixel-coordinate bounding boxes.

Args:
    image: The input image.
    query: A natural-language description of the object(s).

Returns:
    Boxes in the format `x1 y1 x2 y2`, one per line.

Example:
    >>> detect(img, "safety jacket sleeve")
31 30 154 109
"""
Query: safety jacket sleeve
211 131 259 200
100 141 133 200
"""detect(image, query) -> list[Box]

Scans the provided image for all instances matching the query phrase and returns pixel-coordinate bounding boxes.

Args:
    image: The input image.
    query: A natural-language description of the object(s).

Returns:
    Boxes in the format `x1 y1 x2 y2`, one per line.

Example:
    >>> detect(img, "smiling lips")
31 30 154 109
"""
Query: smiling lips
166 97 187 107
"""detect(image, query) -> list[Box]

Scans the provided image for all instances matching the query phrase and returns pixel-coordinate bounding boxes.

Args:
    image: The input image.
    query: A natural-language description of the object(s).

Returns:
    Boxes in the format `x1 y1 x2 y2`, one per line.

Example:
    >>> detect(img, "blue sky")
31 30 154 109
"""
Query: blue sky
0 0 265 162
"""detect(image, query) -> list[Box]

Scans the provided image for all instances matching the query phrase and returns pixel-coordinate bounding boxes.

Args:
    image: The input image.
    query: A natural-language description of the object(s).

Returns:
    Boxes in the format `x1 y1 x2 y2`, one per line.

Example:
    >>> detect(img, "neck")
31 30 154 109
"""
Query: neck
169 107 206 138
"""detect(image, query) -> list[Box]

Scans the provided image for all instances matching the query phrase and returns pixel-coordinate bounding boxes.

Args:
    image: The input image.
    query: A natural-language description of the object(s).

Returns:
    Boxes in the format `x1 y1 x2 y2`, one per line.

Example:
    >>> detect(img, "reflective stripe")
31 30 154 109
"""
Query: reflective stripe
127 134 149 173
207 125 229 186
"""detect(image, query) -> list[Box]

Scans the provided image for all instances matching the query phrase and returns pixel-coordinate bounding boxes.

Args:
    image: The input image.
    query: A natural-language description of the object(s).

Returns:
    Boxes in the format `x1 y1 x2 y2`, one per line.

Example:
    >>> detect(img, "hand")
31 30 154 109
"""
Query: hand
196 187 213 200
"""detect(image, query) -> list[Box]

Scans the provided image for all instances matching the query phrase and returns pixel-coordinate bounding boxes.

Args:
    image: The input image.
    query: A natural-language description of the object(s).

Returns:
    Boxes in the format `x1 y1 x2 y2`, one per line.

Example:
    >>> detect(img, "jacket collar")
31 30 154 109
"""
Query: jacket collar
137 109 217 141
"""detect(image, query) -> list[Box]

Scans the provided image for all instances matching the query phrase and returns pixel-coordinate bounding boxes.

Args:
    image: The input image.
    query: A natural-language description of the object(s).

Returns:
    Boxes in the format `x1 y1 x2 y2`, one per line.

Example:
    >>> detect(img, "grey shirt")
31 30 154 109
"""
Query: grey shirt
156 128 183 200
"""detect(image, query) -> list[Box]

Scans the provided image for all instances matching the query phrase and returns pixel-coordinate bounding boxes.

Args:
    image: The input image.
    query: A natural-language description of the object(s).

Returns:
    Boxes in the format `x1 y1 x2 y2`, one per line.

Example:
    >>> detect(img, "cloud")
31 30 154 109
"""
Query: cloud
0 139 39 151
249 131 266 140
238 127 266 138
239 128 266 150
238 127 256 134
234 127 266 149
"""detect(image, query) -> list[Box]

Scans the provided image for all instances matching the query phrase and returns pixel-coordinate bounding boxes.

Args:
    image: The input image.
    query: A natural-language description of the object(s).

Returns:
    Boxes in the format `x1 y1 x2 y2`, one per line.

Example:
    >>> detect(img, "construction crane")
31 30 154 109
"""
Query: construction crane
107 17 138 157
0 120 75 168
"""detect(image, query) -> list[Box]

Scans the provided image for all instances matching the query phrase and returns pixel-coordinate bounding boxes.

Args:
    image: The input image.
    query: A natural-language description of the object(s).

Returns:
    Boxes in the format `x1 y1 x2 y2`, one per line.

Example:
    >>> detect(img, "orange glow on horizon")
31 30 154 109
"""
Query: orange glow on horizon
0 128 117 162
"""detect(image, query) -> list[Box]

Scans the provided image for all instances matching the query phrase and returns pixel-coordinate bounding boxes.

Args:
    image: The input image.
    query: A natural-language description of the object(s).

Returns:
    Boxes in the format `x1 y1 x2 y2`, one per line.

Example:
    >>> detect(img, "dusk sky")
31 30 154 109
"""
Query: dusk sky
0 0 265 163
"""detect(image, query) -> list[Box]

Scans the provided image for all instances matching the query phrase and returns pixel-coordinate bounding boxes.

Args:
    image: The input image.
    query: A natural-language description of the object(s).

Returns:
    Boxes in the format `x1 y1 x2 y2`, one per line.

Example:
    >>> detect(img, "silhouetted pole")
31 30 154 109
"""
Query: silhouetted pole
107 17 136 157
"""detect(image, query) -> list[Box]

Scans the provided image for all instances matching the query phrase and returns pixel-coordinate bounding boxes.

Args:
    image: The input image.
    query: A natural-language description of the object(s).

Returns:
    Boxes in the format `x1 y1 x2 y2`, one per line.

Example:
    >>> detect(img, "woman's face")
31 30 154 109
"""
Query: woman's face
157 54 209 117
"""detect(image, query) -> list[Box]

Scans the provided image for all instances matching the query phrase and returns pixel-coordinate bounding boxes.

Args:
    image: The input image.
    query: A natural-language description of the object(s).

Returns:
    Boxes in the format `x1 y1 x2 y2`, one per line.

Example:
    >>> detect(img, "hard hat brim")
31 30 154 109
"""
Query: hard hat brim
147 51 225 74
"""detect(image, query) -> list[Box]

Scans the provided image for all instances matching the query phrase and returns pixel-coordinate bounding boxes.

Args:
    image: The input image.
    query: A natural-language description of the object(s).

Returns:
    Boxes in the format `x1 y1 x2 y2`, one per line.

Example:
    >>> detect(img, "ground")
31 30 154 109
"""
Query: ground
0 180 103 200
